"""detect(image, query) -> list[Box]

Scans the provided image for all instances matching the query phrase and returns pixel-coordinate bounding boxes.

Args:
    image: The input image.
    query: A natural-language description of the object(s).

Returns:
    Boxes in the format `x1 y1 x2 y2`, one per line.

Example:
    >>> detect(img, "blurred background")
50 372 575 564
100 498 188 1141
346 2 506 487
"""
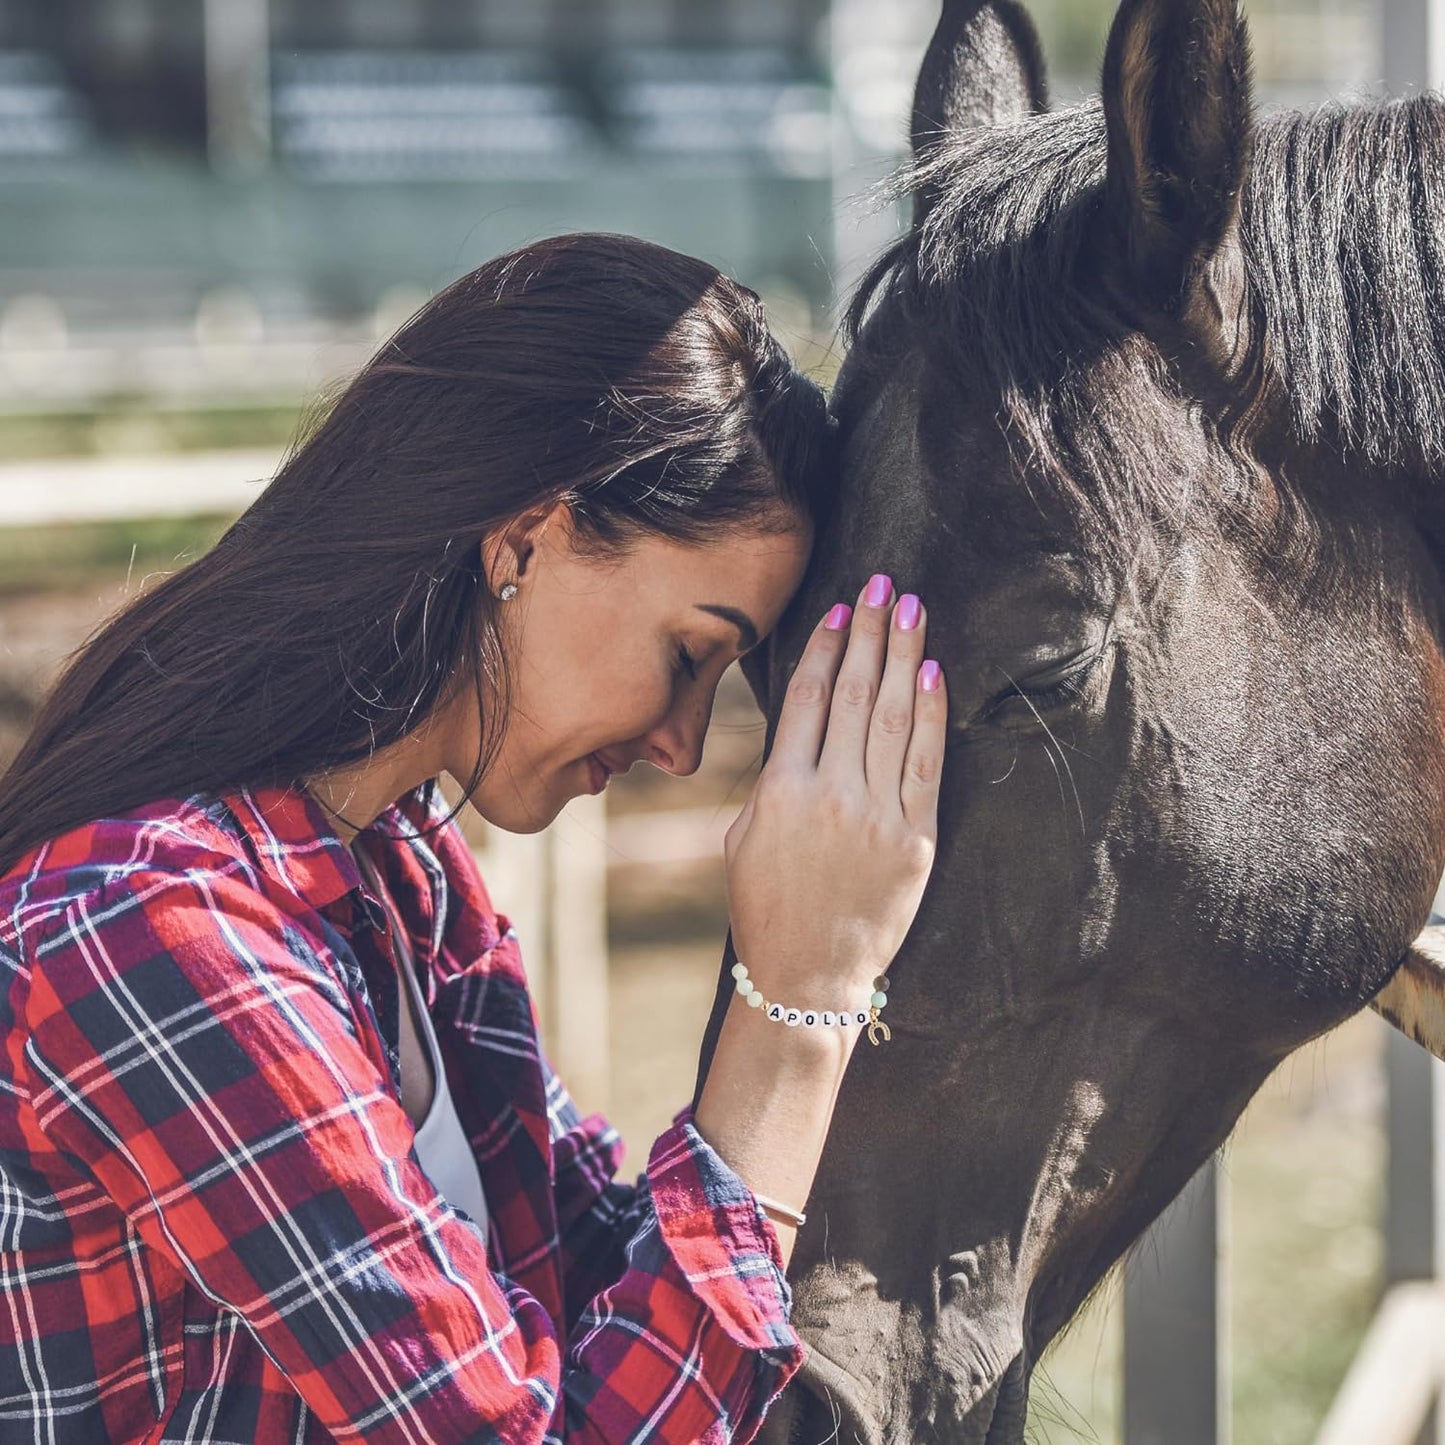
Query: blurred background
0 2 1418 1441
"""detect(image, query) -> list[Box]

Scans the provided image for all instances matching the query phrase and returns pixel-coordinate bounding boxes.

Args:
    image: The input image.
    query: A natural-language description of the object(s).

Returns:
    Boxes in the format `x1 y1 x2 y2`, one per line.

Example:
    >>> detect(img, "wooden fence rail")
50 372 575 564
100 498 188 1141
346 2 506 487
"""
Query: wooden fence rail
1313 1282 1445 1445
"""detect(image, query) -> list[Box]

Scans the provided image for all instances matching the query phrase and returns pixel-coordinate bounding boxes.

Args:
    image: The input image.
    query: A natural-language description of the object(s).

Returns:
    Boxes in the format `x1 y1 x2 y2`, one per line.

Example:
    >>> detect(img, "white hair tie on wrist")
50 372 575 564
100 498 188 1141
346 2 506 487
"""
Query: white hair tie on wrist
752 1191 807 1229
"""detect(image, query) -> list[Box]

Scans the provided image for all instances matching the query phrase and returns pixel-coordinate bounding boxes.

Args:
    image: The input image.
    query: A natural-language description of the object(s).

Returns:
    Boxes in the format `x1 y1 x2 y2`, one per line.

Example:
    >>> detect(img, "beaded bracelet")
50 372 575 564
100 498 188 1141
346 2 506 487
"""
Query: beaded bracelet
731 961 893 1046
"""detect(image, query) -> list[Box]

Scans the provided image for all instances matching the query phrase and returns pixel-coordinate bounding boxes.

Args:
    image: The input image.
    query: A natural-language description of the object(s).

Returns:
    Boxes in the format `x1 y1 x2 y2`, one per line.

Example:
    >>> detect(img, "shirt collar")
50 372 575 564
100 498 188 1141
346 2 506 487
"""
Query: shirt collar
221 780 429 917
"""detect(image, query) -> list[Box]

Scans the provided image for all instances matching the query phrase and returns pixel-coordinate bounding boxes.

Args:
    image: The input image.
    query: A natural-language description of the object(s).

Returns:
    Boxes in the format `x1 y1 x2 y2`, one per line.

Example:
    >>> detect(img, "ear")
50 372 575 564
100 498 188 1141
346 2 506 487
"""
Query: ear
480 500 564 595
911 0 1049 226
1100 0 1253 318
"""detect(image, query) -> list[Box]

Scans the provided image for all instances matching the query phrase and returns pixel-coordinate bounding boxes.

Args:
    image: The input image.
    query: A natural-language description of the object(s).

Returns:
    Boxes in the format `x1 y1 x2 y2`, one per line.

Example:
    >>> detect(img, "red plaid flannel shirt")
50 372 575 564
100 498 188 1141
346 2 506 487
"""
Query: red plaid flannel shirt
0 780 803 1442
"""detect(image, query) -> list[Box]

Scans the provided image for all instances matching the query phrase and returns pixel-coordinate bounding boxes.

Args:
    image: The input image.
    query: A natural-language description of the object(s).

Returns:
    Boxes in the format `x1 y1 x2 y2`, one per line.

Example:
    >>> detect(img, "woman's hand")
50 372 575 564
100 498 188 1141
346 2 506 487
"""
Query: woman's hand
723 575 946 1016
695 578 944 1262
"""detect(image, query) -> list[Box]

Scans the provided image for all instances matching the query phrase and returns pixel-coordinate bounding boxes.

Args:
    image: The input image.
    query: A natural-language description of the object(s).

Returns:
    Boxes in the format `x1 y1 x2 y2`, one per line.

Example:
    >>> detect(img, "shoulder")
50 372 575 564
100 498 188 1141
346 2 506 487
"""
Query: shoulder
0 792 334 1058
0 790 265 958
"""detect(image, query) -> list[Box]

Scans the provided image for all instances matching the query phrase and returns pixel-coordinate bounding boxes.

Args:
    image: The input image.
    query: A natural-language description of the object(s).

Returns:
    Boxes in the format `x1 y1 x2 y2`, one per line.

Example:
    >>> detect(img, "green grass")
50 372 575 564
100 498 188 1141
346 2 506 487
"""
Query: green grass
0 514 234 595
0 401 307 460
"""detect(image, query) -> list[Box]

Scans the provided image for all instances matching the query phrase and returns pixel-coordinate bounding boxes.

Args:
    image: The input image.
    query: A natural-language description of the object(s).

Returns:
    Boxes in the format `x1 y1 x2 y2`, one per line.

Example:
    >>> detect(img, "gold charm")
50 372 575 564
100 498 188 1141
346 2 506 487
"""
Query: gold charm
867 1006 891 1046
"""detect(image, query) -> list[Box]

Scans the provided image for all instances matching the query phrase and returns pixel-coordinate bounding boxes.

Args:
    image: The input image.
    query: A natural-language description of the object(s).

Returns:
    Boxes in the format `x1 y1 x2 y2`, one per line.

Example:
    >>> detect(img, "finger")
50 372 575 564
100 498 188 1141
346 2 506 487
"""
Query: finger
818 573 894 781
766 602 853 770
864 594 927 802
901 659 947 834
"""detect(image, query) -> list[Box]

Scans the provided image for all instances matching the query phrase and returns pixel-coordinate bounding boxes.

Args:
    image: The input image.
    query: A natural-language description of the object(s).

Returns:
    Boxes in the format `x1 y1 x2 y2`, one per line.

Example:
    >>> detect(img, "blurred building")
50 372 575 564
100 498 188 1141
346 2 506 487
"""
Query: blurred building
0 0 840 404
0 0 1389 408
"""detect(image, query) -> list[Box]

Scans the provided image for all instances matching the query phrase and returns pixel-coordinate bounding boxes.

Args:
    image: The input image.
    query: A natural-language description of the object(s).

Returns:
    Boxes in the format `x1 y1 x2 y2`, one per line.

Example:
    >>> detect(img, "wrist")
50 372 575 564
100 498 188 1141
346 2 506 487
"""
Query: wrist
693 1000 855 1267
726 988 860 1069
727 956 891 1049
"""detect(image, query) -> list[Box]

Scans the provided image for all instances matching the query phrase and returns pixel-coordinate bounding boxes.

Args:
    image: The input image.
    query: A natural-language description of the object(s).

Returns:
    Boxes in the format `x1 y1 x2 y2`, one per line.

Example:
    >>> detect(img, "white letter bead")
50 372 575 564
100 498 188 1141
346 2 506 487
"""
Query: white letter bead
756 1002 887 1029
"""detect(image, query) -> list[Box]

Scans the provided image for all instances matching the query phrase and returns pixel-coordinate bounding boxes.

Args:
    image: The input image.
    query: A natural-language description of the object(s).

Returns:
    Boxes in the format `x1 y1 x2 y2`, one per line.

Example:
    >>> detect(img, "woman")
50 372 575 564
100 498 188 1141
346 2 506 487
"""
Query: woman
0 234 945 1442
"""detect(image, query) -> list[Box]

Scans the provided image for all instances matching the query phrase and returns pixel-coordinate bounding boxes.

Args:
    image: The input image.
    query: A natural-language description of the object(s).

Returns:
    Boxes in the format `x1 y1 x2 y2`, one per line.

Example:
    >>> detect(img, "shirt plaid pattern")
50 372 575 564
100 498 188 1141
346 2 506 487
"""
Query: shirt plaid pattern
0 780 803 1442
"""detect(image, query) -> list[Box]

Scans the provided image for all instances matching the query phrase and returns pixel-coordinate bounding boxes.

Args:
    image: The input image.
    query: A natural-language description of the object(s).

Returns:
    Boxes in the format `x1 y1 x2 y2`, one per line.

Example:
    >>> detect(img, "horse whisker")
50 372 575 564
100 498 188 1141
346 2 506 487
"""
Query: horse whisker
990 753 1020 785
999 671 1088 836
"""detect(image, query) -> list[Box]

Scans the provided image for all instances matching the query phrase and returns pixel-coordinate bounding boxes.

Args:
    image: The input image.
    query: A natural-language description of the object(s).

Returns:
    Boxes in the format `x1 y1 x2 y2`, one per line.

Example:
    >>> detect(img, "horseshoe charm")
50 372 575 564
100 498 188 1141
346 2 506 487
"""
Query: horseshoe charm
867 1007 891 1046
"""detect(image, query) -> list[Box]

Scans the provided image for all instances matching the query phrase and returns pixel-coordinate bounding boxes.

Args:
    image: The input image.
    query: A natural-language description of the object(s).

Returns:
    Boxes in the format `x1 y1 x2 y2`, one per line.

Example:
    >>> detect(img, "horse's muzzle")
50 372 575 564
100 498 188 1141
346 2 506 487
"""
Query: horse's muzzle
764 1350 1031 1445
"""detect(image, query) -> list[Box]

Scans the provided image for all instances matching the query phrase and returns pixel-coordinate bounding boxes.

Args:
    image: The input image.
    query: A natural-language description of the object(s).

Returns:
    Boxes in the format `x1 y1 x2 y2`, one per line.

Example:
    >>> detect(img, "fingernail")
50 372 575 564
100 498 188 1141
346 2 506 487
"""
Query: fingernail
824 603 852 630
896 593 921 631
919 660 942 693
864 574 893 608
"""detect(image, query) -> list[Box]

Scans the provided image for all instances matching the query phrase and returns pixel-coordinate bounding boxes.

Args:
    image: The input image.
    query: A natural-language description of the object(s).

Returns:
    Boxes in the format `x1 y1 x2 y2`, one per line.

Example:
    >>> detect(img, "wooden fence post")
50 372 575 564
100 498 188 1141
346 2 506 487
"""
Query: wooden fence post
1385 1009 1445 1445
544 793 611 1116
1123 1155 1230 1445
468 794 611 1117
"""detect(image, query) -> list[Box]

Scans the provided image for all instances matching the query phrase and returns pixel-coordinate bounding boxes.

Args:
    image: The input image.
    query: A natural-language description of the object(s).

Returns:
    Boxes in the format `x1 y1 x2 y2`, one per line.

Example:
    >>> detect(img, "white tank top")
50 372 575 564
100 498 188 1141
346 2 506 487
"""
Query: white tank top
352 844 490 1245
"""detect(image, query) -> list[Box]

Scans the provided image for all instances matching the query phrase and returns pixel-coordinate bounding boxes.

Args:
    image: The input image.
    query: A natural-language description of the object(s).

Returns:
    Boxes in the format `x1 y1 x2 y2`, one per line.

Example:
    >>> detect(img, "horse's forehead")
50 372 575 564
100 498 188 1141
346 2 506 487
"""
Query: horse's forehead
835 344 1086 580
838 341 1004 515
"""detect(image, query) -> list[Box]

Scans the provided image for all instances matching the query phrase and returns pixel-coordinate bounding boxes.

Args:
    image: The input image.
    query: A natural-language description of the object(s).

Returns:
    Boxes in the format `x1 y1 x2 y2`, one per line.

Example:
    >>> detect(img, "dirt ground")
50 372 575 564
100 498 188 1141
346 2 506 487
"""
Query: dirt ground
0 575 1397 1444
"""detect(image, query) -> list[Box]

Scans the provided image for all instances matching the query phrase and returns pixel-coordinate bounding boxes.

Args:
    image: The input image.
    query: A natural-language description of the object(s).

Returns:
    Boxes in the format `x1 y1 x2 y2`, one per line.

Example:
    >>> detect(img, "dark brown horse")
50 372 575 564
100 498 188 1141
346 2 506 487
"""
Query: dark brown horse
696 1 1445 1440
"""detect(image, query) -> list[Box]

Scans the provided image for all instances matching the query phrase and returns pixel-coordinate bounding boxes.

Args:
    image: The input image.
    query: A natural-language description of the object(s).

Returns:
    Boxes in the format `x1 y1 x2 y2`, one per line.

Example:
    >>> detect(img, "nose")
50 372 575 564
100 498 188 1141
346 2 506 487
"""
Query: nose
643 699 709 777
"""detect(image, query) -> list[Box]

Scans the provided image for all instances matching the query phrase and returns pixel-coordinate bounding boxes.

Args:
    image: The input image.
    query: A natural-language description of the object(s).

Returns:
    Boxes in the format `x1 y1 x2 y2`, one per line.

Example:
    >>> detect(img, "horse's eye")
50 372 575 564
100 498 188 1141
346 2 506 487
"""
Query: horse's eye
1010 671 1089 713
980 647 1105 726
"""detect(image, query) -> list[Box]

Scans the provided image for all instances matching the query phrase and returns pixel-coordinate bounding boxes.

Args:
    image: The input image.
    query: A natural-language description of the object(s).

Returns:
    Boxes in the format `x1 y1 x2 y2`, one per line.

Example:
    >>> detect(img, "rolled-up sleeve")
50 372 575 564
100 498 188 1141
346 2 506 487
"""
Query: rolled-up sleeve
549 1075 802 1439
20 855 802 1443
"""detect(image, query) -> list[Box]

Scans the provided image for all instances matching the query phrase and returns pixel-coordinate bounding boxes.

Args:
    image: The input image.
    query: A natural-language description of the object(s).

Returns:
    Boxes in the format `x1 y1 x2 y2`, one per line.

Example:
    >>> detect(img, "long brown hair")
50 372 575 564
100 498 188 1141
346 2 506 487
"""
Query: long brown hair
0 233 834 876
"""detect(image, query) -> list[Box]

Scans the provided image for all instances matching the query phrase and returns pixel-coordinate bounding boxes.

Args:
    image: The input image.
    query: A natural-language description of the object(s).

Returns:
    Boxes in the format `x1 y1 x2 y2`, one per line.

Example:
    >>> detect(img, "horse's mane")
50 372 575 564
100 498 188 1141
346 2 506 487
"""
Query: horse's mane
847 94 1445 537
1247 97 1445 471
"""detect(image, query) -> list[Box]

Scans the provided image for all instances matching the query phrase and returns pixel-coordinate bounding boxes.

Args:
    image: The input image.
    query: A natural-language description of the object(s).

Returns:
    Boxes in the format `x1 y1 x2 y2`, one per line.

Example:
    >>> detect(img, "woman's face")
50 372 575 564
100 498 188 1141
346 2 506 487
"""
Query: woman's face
449 505 812 832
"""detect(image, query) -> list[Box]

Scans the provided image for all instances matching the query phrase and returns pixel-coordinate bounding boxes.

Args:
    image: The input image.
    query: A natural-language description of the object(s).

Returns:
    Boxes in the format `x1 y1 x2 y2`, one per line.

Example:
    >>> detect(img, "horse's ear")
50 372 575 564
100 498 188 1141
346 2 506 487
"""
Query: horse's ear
911 0 1049 226
1100 0 1253 317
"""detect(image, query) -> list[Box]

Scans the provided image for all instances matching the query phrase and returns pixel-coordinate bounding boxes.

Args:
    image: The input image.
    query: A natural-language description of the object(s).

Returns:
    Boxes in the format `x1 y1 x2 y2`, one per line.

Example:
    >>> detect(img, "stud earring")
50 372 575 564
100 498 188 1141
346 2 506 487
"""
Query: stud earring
498 582 518 601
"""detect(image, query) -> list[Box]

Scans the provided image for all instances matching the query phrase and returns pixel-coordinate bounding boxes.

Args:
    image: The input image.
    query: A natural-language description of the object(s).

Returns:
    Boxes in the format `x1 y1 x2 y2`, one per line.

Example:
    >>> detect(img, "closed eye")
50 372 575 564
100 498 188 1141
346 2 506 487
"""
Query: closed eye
1008 672 1087 712
979 647 1105 725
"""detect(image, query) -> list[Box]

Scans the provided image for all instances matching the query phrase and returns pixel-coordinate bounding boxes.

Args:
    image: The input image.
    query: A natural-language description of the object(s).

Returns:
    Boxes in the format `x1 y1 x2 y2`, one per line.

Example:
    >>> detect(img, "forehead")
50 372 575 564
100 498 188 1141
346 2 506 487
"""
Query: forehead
620 524 812 611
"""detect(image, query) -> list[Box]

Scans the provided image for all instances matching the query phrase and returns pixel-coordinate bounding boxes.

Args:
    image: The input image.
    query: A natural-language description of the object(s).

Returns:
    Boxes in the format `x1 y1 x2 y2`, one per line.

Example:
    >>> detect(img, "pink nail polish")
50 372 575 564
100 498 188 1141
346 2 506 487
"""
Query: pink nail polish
896 594 921 630
864 574 892 608
919 660 942 693
824 603 852 630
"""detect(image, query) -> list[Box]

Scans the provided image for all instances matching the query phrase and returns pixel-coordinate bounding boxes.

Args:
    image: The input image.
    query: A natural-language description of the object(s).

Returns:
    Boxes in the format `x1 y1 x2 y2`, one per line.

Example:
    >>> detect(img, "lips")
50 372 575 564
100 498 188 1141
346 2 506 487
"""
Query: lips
584 753 614 794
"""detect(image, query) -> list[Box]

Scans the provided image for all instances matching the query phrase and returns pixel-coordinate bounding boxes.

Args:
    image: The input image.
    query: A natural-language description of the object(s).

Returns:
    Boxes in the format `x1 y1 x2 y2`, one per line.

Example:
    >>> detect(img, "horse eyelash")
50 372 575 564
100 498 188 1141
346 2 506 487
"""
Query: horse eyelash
986 665 1091 721
1017 675 1085 710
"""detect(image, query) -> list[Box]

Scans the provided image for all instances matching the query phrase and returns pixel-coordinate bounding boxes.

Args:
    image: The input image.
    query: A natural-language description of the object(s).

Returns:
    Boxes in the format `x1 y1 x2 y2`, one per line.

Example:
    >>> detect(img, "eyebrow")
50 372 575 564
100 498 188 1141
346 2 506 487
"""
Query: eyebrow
695 603 760 652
